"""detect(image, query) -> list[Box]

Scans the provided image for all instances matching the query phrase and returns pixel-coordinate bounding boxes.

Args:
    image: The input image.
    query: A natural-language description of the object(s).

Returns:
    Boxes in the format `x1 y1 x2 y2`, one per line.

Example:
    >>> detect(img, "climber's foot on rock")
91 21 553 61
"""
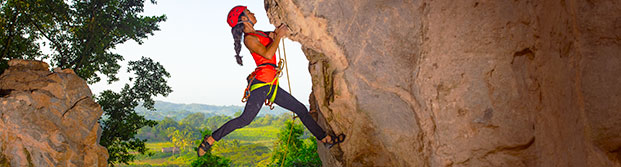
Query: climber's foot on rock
322 133 346 149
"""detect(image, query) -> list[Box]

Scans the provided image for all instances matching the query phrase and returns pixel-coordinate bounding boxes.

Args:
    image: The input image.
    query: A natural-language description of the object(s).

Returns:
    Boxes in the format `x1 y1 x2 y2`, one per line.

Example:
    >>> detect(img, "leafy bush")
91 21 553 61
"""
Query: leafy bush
189 129 231 167
211 140 271 166
190 154 231 167
268 120 321 167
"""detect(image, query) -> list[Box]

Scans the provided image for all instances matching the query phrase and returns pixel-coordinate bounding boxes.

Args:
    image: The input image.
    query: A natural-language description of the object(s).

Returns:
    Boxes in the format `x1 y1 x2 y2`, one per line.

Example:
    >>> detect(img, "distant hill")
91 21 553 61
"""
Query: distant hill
135 101 293 121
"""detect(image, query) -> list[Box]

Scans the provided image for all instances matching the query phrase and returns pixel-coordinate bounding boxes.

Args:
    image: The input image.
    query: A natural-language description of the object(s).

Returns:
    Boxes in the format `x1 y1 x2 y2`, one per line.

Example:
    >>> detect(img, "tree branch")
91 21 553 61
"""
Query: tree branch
73 0 106 72
1 11 19 60
29 17 69 65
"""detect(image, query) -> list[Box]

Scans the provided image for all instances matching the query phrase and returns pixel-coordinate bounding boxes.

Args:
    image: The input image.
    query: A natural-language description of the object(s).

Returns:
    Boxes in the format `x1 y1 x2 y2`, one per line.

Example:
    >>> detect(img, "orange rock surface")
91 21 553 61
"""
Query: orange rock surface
0 59 108 166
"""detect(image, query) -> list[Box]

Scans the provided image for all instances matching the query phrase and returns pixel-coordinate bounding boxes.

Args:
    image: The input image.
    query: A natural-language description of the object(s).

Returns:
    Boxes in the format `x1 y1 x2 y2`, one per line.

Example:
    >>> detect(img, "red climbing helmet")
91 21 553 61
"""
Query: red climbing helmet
227 6 247 27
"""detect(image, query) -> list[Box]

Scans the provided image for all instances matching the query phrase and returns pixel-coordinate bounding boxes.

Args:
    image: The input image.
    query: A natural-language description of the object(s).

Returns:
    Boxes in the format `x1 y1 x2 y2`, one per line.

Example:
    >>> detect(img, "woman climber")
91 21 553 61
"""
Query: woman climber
197 6 345 157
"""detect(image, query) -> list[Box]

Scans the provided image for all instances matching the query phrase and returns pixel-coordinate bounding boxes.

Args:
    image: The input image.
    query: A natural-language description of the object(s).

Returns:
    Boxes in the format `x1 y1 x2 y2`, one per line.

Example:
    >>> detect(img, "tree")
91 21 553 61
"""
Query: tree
0 0 46 73
136 125 156 140
97 57 172 165
269 120 321 167
262 114 273 126
167 126 194 153
205 115 231 130
181 112 207 128
166 127 181 156
0 0 166 83
156 117 180 139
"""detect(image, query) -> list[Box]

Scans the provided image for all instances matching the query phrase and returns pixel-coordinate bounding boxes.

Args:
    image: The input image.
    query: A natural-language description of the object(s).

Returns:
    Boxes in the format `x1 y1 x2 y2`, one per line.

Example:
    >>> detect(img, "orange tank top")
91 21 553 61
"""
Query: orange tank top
245 31 278 83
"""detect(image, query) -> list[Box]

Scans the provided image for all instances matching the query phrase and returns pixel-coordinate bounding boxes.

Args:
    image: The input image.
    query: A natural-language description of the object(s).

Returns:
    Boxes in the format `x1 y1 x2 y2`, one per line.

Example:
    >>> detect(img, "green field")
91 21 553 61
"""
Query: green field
119 125 283 167
145 142 175 152
118 142 191 167
225 125 280 148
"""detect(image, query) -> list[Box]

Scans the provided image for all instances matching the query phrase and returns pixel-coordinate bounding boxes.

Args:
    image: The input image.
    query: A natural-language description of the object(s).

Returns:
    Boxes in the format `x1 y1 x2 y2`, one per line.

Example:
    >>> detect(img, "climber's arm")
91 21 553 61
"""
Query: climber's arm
244 25 288 60
245 35 279 60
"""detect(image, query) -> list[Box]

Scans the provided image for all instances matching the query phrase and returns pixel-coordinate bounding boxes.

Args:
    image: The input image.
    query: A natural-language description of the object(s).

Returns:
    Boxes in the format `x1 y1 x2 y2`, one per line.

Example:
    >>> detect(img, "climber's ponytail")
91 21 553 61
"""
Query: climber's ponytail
232 23 244 66
227 6 248 66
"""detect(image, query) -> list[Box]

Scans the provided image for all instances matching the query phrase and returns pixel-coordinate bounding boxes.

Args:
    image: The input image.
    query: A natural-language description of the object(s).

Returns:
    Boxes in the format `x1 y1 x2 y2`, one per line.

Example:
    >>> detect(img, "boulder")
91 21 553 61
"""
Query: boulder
0 59 108 166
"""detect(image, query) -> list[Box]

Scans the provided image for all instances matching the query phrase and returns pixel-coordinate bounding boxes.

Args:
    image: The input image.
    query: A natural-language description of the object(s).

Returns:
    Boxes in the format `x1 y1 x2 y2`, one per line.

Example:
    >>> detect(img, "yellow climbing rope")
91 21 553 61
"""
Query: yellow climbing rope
278 39 299 167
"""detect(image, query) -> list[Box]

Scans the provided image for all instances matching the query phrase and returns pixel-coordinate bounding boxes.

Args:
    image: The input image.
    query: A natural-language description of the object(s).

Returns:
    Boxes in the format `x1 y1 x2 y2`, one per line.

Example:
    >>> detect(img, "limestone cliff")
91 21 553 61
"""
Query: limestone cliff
265 0 621 166
0 59 108 166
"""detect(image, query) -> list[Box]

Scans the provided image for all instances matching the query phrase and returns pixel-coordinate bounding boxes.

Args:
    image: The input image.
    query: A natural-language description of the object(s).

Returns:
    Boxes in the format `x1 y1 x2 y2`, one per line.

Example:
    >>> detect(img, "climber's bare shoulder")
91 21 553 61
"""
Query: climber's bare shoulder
244 35 267 56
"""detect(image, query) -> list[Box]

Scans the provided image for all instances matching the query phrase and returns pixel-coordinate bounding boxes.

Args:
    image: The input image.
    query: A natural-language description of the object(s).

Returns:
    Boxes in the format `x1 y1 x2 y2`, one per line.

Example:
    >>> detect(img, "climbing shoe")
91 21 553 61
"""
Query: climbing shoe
324 133 346 149
197 135 212 157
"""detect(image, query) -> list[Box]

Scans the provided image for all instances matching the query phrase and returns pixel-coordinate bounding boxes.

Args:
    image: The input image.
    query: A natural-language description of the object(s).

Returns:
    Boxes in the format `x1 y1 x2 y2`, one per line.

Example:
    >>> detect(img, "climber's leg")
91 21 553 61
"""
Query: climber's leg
273 86 327 140
211 81 269 141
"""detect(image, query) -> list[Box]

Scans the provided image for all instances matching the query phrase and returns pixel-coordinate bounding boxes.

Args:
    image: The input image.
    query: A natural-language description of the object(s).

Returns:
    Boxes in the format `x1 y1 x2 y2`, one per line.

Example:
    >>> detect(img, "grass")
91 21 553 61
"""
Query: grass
225 125 280 144
119 150 193 167
115 142 193 167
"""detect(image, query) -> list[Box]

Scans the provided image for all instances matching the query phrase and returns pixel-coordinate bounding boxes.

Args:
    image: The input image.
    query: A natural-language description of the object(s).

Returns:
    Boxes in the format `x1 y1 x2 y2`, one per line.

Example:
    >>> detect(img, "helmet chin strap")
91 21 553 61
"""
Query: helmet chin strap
239 20 254 26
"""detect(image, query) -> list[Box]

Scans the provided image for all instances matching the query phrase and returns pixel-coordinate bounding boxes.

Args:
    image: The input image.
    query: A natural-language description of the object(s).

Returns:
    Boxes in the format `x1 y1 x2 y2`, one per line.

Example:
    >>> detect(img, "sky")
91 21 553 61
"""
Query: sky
89 1 312 106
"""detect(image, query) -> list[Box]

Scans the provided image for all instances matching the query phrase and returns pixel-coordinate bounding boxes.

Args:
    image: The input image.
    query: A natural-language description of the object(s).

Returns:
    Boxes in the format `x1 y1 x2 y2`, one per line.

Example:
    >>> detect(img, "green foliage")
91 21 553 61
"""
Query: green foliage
269 120 321 167
98 57 172 166
166 127 196 151
98 89 157 165
156 117 180 133
180 112 206 128
136 117 179 142
204 115 232 130
132 114 300 166
211 140 271 167
138 114 223 142
190 154 231 167
0 0 166 84
130 111 324 167
137 113 285 143
0 0 46 74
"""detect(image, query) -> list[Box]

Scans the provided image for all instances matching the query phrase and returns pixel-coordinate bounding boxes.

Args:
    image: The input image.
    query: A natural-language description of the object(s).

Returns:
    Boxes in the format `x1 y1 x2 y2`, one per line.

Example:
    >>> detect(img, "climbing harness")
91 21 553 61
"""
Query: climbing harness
240 59 285 110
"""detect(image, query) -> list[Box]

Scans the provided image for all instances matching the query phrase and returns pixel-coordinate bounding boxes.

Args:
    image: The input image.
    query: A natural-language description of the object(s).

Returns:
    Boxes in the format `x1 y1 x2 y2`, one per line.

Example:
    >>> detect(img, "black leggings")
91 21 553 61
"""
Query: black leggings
211 80 327 141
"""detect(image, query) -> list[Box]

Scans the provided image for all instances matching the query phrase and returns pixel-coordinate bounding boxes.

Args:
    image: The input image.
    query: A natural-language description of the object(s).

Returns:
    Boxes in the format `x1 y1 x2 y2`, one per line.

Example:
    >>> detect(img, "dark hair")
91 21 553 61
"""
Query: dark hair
232 13 246 66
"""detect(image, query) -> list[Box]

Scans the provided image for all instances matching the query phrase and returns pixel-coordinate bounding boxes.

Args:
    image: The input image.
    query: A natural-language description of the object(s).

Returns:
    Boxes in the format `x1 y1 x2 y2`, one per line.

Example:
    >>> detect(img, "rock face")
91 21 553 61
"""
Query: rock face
265 0 621 166
0 59 108 166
